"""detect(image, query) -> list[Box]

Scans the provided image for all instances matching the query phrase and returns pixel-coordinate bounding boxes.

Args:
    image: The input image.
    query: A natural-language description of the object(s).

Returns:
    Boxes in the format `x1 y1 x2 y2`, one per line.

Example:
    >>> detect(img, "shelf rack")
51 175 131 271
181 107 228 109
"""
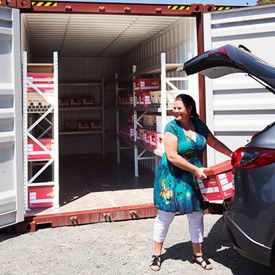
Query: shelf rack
23 51 59 210
116 52 191 177
58 77 106 155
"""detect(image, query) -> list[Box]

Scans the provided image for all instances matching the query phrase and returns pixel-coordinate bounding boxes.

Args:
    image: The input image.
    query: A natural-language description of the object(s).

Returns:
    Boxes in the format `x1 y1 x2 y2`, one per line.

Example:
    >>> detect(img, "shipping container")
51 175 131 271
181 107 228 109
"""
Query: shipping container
1 1 274 230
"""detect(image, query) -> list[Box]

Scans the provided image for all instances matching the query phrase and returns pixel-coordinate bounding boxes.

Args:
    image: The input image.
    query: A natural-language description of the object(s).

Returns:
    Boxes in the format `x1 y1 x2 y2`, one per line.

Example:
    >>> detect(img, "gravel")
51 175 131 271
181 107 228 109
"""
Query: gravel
0 214 274 275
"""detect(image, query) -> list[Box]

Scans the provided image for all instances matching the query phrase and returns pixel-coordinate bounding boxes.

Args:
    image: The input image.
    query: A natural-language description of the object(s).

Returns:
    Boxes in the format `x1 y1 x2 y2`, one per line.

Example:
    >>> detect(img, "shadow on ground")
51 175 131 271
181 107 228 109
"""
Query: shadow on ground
162 216 275 274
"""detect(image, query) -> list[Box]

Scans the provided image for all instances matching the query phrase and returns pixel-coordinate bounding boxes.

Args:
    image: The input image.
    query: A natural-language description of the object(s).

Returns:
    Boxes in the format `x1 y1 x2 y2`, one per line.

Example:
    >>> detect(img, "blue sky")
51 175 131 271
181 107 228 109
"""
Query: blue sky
71 0 258 7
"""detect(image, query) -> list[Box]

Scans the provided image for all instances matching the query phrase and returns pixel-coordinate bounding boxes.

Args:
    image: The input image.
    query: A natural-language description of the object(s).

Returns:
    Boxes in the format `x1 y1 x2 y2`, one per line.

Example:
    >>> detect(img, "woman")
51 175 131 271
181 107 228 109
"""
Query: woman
150 94 232 271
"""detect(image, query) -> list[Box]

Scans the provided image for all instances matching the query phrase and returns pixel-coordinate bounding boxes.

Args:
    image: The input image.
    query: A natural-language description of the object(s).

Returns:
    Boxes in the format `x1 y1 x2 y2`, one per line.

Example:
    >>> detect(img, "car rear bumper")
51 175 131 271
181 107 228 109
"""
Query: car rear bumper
223 211 272 266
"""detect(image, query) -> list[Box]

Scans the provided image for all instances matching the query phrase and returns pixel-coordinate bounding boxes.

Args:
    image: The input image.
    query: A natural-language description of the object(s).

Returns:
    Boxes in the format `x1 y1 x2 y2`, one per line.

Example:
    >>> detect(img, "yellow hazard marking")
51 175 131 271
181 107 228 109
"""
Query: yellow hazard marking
32 2 57 7
168 5 190 11
214 6 234 11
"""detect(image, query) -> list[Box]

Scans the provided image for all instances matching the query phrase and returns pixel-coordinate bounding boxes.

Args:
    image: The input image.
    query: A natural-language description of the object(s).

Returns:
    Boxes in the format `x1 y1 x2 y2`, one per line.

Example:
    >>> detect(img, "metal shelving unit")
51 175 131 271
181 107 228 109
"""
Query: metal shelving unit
59 77 106 155
116 52 192 177
115 73 134 163
23 52 59 210
132 53 191 177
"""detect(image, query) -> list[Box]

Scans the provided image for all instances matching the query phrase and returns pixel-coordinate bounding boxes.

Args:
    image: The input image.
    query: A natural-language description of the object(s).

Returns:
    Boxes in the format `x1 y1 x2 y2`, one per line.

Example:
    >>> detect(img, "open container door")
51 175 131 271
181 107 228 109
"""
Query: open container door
0 6 24 228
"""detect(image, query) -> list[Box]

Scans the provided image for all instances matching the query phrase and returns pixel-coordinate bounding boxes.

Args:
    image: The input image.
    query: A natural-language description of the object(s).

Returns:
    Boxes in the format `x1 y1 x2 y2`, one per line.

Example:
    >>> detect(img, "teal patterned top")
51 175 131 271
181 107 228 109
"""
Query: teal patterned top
153 118 209 214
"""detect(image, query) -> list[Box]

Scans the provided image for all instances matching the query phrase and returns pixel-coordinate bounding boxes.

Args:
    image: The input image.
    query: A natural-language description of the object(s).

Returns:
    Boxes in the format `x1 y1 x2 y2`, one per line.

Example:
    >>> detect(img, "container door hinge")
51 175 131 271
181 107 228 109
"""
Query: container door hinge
17 0 31 9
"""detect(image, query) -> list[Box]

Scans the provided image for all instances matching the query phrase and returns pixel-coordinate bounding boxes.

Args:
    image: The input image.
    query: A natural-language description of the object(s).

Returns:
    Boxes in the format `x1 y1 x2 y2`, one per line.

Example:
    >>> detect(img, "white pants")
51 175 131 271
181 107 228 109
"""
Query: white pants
153 210 204 243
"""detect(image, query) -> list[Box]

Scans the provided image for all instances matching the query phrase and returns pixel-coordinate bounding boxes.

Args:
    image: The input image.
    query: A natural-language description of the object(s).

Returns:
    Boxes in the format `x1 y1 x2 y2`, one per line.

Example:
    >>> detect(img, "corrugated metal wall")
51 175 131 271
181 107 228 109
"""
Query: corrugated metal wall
203 5 275 166
121 17 197 82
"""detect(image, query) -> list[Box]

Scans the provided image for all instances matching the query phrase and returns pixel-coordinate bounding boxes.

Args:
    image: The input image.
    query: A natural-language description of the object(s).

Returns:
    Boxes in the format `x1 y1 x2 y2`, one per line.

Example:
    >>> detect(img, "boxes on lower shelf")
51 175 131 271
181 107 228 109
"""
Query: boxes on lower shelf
28 186 54 208
70 97 82 107
82 96 95 107
197 160 233 202
90 120 102 131
64 120 78 131
77 120 91 131
28 138 54 160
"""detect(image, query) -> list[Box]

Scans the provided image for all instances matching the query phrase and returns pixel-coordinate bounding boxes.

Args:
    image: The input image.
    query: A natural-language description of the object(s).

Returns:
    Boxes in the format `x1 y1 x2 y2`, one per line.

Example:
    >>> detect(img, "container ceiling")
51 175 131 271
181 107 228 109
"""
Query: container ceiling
23 13 181 58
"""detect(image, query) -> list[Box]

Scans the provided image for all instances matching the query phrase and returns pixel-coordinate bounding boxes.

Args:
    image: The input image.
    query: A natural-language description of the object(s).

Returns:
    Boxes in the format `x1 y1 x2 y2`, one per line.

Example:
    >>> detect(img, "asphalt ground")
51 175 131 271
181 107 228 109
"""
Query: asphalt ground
0 214 274 275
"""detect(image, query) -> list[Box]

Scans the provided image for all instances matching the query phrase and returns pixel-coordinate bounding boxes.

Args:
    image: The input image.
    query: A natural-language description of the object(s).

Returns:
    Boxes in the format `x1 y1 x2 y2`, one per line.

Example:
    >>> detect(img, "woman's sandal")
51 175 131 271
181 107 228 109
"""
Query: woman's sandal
150 255 162 271
192 254 213 270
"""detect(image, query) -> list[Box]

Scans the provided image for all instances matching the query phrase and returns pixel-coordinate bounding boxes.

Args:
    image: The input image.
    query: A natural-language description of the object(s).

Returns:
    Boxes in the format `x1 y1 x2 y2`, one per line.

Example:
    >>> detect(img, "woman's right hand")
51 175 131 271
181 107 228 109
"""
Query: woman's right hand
194 167 207 180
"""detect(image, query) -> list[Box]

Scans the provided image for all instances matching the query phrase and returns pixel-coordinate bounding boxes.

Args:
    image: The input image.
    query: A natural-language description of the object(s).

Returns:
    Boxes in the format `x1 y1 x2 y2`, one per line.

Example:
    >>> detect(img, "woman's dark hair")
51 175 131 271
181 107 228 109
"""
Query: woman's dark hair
175 94 199 118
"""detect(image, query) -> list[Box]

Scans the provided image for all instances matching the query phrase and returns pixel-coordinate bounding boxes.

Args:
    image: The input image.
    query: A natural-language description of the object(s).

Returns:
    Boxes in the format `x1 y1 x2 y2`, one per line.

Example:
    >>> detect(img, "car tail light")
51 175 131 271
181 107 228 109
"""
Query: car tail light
231 146 275 169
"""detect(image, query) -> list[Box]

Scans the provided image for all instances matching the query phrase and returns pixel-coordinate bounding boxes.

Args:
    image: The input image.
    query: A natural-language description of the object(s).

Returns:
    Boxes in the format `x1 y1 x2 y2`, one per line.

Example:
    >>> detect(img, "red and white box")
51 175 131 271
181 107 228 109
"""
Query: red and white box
27 72 54 93
59 98 70 107
197 160 234 202
91 120 102 131
149 131 158 149
144 130 150 147
141 92 151 107
28 138 54 160
70 97 82 107
134 78 160 92
82 96 95 107
77 121 90 131
28 186 54 208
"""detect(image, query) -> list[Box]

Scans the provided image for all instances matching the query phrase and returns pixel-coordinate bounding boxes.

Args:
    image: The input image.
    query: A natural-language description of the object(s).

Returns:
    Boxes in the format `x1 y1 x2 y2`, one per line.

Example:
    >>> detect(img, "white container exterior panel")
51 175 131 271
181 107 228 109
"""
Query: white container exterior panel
0 6 24 228
203 5 275 166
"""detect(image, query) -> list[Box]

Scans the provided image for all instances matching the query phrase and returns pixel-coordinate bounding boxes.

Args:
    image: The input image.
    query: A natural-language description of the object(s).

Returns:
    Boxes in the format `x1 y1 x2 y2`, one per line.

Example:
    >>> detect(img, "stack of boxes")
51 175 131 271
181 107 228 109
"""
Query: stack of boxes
59 96 95 108
132 78 177 152
120 114 134 140
64 120 102 132
118 77 178 152
134 78 160 107
197 160 234 202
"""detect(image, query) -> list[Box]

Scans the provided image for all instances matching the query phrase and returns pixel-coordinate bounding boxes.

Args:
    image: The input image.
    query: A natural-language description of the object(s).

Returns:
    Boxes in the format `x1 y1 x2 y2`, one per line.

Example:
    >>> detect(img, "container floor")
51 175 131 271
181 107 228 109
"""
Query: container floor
25 153 155 218
59 153 155 207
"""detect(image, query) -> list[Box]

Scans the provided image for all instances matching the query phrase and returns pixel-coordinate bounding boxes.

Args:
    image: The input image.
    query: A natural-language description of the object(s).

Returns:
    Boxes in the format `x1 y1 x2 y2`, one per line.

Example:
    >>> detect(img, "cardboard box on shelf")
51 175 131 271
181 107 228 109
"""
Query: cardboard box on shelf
27 138 54 160
64 120 77 131
59 98 70 107
82 96 95 107
77 121 91 131
90 120 102 130
134 78 160 92
197 160 233 202
149 131 158 149
141 92 151 107
143 114 156 130
28 186 54 208
144 130 150 147
27 72 54 93
70 97 82 107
